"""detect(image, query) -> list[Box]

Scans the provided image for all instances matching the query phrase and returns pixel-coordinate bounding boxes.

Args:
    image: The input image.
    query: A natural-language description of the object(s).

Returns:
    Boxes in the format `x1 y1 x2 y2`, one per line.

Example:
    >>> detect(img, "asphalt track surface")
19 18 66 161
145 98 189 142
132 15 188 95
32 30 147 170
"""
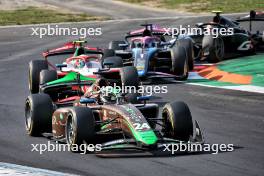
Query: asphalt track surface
0 16 264 176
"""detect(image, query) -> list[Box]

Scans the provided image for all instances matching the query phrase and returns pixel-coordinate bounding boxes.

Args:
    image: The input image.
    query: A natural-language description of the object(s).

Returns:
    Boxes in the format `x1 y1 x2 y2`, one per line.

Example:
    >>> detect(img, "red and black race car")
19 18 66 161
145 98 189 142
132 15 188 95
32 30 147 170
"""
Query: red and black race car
28 40 139 99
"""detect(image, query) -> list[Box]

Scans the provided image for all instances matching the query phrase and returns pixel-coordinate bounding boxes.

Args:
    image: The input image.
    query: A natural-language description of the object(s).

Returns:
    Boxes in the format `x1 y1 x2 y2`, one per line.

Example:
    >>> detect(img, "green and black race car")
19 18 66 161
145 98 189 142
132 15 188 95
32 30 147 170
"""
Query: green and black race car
25 72 204 156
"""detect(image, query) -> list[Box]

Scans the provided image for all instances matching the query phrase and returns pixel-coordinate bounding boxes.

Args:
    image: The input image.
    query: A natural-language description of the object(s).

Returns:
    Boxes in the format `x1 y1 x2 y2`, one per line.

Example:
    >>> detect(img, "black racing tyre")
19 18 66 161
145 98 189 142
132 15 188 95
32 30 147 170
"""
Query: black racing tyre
39 70 58 100
178 38 194 70
170 46 189 80
103 56 123 68
65 107 95 150
120 66 140 103
202 35 225 63
40 70 57 85
29 60 48 93
162 101 193 141
109 40 127 50
103 49 115 58
25 93 53 136
101 49 116 66
120 66 139 87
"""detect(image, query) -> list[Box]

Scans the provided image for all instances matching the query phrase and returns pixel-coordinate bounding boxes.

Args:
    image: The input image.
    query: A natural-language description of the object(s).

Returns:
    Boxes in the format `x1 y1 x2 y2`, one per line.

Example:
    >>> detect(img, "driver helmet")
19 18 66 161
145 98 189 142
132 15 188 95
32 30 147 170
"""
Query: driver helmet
101 93 116 103
100 87 120 103
73 59 85 69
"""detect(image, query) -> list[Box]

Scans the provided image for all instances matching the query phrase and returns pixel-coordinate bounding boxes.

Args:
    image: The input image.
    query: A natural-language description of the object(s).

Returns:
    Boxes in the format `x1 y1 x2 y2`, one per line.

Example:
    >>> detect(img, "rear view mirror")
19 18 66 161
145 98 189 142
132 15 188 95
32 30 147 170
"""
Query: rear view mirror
80 97 96 104
137 96 150 101
56 64 67 68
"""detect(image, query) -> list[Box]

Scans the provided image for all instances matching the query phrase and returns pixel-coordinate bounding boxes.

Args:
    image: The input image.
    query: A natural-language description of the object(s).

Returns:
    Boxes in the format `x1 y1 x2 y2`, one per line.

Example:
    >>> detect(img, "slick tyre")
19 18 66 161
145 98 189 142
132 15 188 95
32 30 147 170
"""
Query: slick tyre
120 66 139 87
29 60 48 93
120 66 140 103
66 107 95 151
25 93 53 136
103 56 123 68
178 38 194 70
109 40 127 50
40 70 58 100
39 70 57 85
162 101 193 141
103 49 115 58
170 46 189 80
202 35 225 63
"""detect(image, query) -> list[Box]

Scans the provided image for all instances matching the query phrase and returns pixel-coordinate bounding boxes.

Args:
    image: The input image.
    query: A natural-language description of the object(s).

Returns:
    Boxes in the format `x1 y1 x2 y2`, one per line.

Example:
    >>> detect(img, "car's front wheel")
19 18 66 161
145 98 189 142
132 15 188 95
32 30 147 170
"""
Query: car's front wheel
162 101 193 141
25 93 53 136
65 107 95 152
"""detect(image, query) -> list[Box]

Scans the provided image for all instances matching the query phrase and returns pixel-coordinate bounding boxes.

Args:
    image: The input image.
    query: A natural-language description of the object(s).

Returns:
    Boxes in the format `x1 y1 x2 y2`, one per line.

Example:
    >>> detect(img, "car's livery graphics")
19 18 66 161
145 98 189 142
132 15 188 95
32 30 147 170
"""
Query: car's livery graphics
108 24 192 81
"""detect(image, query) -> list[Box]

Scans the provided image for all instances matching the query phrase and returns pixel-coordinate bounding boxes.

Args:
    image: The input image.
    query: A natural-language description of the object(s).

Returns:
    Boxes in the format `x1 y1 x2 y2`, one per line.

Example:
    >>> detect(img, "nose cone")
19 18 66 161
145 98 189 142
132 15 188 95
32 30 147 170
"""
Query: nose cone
134 130 158 145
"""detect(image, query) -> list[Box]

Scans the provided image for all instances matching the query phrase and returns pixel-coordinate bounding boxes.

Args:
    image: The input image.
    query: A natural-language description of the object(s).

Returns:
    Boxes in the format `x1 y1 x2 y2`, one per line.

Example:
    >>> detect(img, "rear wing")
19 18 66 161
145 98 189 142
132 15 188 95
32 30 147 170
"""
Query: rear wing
125 24 172 40
42 42 103 58
236 10 264 31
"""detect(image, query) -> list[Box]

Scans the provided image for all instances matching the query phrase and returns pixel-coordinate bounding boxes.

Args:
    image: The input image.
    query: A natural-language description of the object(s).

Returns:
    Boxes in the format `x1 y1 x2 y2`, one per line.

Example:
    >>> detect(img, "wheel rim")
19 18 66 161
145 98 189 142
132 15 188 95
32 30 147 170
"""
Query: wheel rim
162 110 173 137
25 100 32 131
214 38 224 59
66 116 75 145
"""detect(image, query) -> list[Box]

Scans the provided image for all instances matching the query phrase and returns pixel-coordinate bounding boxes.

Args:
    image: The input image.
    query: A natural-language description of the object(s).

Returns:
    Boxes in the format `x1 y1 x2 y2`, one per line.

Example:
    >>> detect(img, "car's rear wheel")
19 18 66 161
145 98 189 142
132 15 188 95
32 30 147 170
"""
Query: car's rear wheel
202 35 225 63
170 46 189 80
162 101 193 141
103 49 115 58
40 70 58 100
120 66 139 87
29 60 48 93
103 56 123 68
40 70 57 84
109 40 127 50
120 66 140 103
178 38 194 70
65 107 95 151
25 93 53 136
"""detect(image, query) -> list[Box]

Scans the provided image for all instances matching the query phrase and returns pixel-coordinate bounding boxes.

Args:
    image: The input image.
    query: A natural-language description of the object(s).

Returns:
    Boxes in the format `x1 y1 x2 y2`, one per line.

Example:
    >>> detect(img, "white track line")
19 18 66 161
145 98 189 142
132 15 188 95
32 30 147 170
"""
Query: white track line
188 83 264 94
188 72 264 94
0 162 78 176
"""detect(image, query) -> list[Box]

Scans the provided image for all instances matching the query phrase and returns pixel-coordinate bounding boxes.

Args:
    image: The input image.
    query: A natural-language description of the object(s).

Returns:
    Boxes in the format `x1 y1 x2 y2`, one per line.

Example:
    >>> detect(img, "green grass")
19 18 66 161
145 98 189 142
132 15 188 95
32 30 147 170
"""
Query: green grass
120 0 264 13
0 7 106 26
187 54 264 87
218 54 264 86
